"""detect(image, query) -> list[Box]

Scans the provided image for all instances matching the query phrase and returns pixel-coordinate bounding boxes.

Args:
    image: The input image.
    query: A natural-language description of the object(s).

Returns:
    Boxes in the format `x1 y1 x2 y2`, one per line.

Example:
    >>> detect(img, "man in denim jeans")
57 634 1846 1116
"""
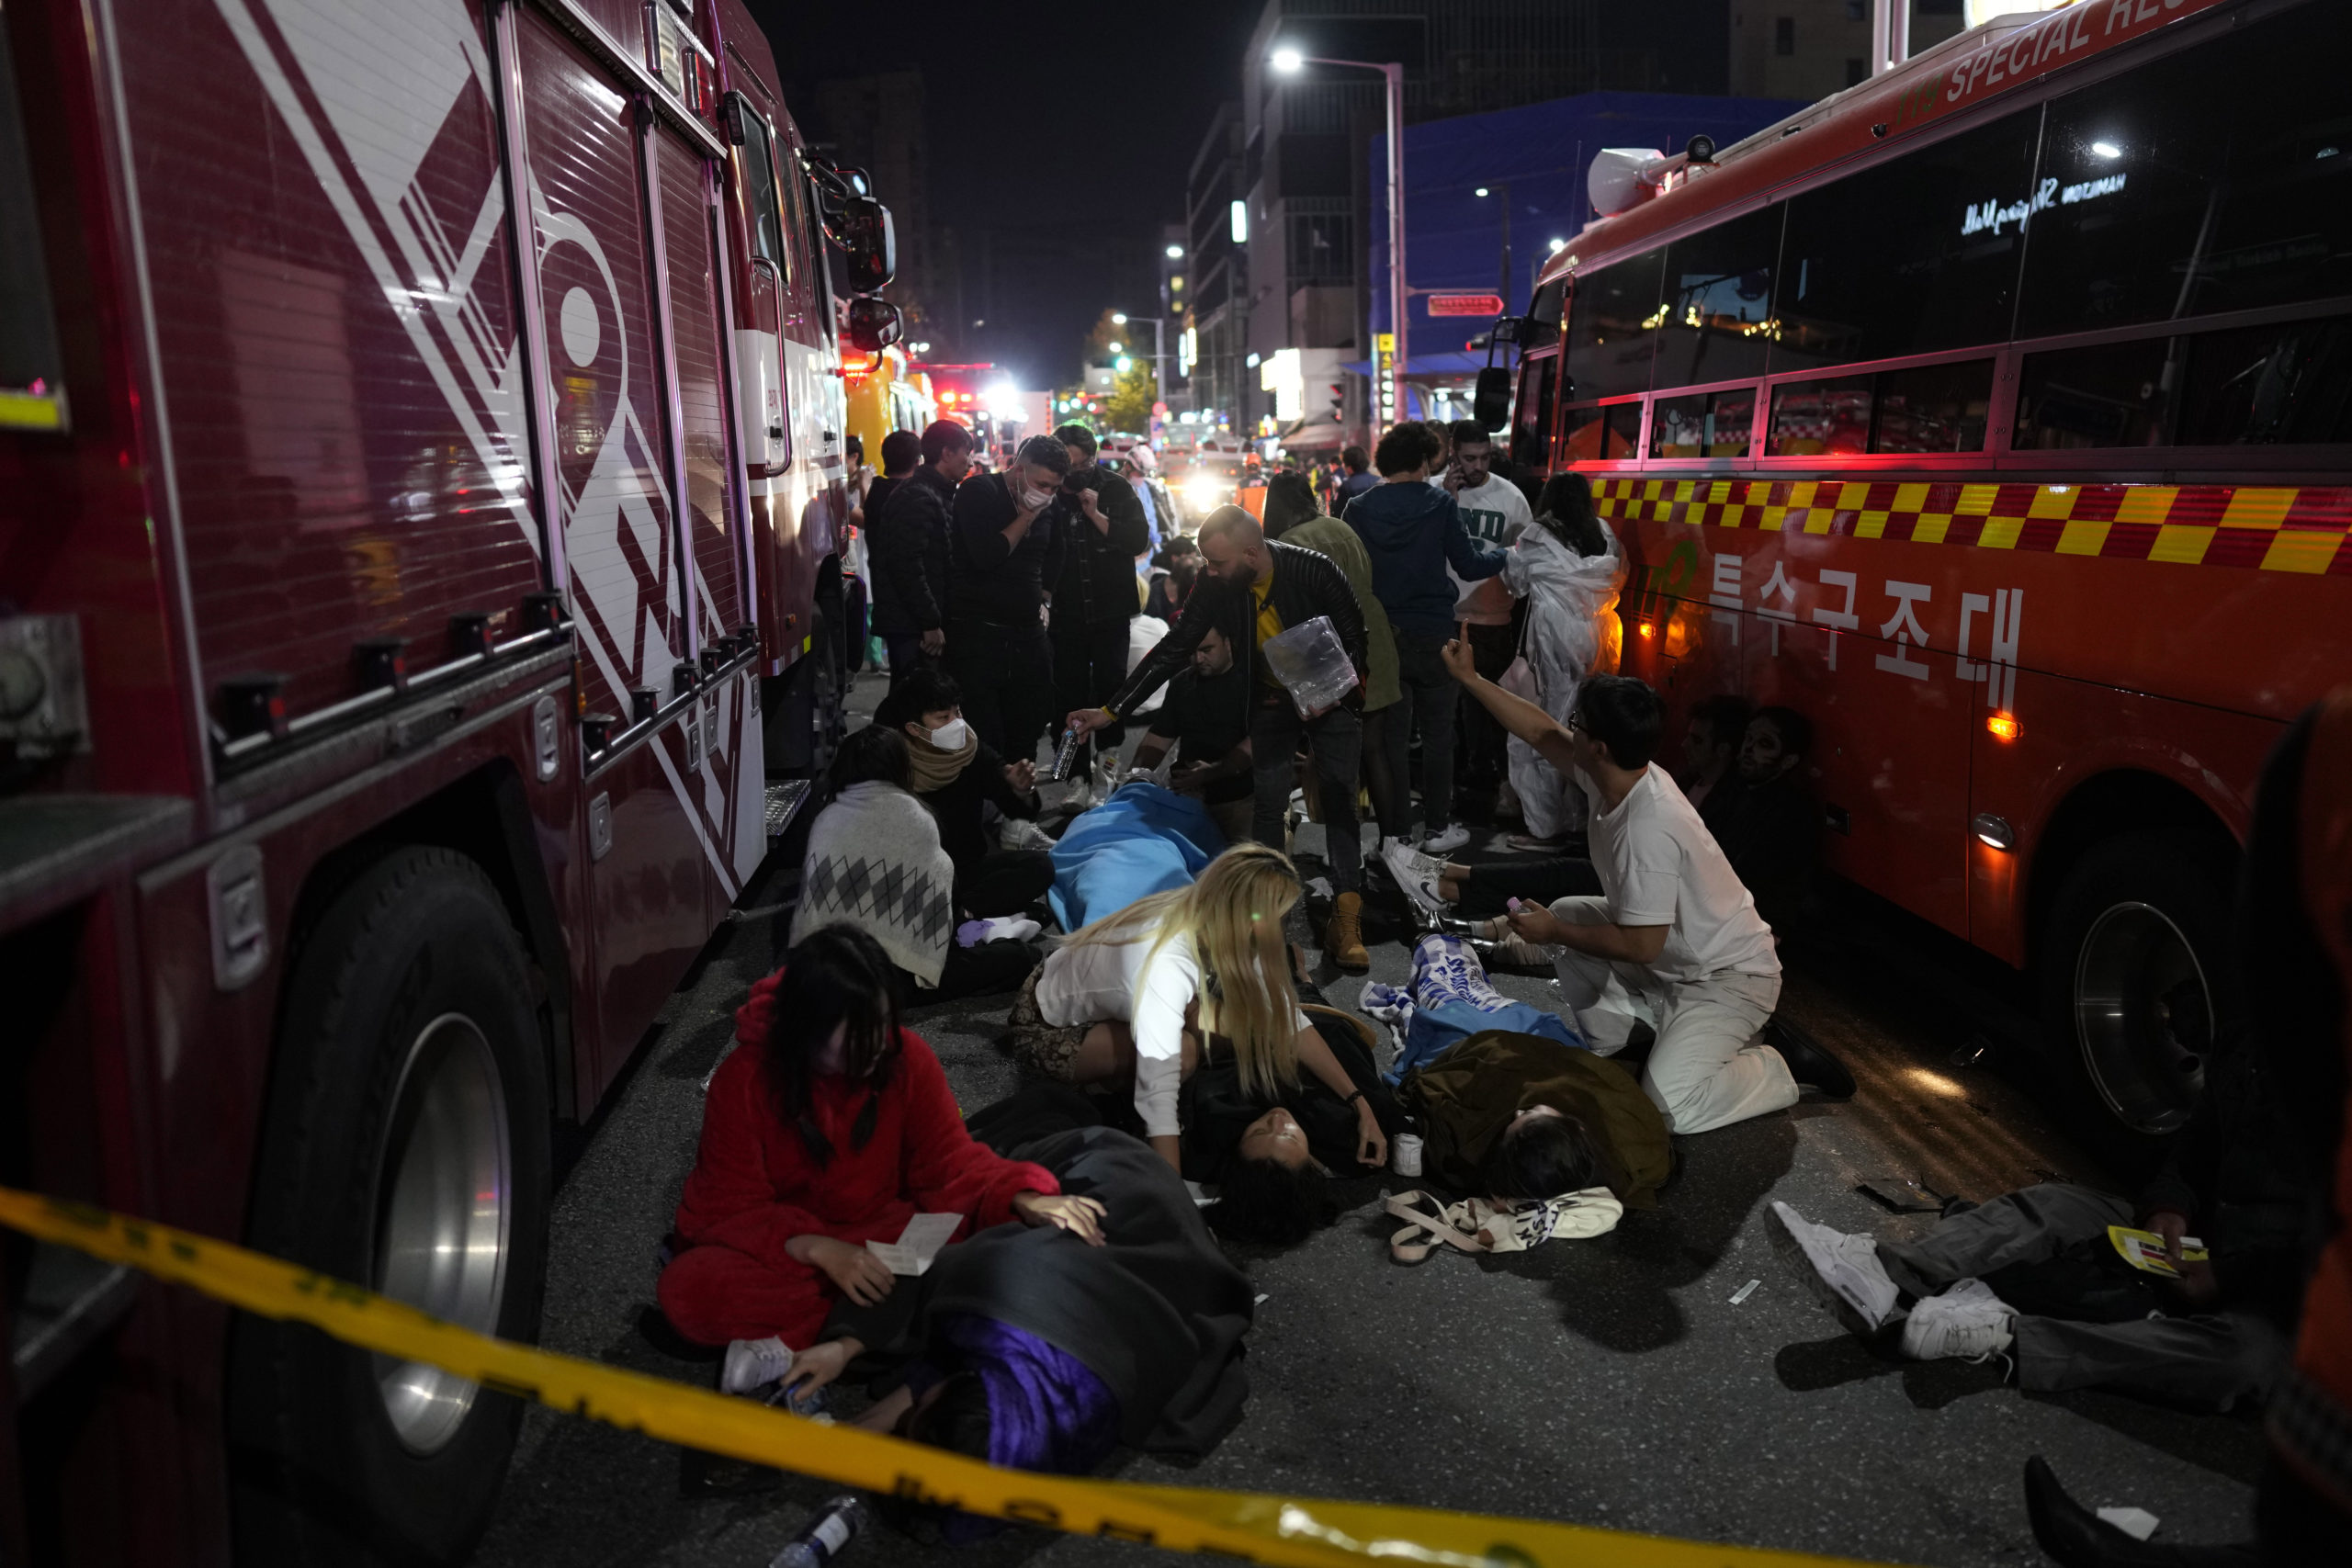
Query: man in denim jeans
1345 423 1506 857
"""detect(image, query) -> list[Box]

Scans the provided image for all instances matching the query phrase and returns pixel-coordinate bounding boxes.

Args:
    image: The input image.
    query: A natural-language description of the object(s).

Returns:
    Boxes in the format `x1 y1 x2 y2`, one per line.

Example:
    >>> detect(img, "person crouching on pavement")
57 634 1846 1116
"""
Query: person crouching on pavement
874 667 1051 919
1061 505 1374 968
656 925 1104 1399
1125 622 1257 846
1001 844 1387 1224
779 1087 1252 1541
1439 649 1855 1133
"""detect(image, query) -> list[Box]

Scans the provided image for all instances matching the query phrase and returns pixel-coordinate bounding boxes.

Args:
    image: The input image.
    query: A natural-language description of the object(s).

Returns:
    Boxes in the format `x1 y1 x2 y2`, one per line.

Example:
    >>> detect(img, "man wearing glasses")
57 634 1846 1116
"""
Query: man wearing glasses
1440 634 1853 1134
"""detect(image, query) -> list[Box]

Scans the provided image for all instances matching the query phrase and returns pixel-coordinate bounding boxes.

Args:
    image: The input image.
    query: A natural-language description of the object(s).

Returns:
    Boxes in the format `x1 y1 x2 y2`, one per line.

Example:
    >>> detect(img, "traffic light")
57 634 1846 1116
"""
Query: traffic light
1327 381 1344 423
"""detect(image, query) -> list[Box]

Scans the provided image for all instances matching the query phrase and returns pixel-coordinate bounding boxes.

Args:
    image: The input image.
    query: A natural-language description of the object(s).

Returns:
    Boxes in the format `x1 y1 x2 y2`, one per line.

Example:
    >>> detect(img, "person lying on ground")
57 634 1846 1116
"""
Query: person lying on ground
796 724 1043 1002
1064 505 1374 968
1705 705 1821 937
776 1087 1253 1538
1400 1029 1672 1212
659 926 1102 1396
1125 622 1255 845
1772 1011 2305 1413
1002 842 1389 1179
874 666 1049 919
1436 643 1855 1131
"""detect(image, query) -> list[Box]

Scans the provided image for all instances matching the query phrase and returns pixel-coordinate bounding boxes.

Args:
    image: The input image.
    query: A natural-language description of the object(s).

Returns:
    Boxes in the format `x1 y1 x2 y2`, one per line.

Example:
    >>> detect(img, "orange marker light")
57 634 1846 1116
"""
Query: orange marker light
1638 622 1656 638
1986 711 2023 742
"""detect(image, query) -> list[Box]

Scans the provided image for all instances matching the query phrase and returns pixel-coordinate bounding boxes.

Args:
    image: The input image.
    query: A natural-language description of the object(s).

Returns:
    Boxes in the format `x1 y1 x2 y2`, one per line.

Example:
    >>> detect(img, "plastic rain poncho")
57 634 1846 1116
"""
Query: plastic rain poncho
1499 521 1626 840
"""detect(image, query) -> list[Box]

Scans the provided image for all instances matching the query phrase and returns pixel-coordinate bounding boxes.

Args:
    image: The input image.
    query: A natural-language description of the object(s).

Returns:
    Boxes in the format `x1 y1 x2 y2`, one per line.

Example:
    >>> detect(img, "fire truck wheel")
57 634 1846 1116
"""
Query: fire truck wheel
231 846 549 1567
2041 829 2236 1146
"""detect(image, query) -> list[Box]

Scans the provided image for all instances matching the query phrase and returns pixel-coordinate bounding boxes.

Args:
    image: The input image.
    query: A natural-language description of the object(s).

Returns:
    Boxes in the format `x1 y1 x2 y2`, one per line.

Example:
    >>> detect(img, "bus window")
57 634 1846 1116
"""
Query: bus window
1564 248 1663 400
1522 275 1565 353
1776 109 2038 374
2018 4 2352 338
1770 360 1991 456
1654 205 1781 391
1651 388 1755 458
2177 314 2352 446
1563 400 1642 461
1512 355 1556 464
2016 338 2174 450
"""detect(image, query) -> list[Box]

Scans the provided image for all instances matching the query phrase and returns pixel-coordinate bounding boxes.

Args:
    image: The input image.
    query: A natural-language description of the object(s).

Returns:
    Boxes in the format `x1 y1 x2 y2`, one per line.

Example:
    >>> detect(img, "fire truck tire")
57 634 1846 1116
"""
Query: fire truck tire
230 846 550 1568
2040 829 2237 1148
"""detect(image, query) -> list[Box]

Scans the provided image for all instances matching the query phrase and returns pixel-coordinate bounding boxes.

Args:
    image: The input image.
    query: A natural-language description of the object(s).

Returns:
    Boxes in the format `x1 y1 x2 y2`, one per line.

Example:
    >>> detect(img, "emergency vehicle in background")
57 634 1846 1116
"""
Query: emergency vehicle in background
1517 0 2351 1148
842 342 937 465
0 0 898 1560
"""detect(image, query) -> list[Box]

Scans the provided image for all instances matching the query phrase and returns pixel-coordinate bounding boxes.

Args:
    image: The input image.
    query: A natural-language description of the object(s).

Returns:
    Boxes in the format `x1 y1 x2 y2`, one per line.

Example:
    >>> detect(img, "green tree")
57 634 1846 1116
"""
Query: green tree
1102 359 1159 434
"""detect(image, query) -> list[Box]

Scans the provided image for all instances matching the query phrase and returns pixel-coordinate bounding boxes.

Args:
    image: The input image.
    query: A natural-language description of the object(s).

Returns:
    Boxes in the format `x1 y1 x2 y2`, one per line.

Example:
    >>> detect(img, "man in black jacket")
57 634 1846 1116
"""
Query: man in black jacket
872 420 971 692
947 434 1069 759
1047 423 1152 795
1065 505 1375 970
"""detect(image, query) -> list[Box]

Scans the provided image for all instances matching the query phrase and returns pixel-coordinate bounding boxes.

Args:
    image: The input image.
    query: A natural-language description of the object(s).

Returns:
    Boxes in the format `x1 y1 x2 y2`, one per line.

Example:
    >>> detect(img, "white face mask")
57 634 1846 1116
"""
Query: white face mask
1018 482 1057 512
924 716 971 751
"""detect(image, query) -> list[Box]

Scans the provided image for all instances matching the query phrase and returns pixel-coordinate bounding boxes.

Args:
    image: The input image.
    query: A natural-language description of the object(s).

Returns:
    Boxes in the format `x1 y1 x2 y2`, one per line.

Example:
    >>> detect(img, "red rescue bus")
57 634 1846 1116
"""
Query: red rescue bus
1 0 891 1559
1517 0 2351 1144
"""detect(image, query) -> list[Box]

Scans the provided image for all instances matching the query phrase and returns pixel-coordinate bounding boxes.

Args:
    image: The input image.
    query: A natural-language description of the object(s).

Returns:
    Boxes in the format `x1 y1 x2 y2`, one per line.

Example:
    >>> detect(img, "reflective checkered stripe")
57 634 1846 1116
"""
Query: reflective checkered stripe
1589 478 2352 576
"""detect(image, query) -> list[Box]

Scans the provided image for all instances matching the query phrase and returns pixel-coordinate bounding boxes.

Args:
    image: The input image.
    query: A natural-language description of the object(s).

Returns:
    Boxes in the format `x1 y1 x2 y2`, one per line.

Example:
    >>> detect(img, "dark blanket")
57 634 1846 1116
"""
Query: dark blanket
824 1095 1254 1456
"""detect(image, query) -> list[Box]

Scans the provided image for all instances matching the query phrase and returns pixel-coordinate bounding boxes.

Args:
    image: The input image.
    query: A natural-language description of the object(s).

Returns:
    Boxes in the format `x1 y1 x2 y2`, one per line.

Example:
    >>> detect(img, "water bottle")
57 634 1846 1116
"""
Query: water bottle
1050 725 1086 783
766 1495 864 1568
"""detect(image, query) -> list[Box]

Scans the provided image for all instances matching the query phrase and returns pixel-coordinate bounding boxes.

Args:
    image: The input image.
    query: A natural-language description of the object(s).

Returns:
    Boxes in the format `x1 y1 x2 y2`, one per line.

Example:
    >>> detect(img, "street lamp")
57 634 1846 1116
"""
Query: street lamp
1112 311 1169 384
1476 180 1512 314
1272 45 1406 431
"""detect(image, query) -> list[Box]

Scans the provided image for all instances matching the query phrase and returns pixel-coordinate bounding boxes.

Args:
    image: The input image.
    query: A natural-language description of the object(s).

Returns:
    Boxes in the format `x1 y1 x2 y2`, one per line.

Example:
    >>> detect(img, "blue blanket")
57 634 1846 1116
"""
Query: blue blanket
1047 784 1225 931
1374 934 1588 1083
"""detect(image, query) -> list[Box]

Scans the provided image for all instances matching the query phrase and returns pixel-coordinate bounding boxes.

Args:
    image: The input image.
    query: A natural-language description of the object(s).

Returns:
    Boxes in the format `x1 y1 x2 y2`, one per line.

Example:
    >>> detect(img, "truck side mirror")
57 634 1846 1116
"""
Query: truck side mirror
1473 366 1510 433
839 197 896 293
846 296 902 354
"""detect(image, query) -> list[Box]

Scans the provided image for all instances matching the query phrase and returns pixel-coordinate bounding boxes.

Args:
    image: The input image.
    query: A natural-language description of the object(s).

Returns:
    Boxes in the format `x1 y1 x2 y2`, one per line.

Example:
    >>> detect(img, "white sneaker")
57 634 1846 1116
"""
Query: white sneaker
999 817 1057 852
721 1335 795 1396
1419 824 1471 855
1768 1201 1901 1335
1381 836 1447 914
1898 1279 2016 1362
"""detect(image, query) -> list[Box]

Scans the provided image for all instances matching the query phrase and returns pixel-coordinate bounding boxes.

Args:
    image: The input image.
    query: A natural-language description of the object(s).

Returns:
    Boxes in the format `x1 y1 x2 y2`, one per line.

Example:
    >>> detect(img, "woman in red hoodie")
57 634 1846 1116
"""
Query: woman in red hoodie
659 925 1104 1394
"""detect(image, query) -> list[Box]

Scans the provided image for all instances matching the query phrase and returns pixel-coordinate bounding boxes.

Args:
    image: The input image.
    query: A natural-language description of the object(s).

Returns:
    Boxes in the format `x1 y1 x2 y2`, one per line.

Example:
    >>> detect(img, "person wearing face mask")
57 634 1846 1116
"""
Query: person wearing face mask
947 433 1072 759
1046 424 1153 795
874 668 1051 919
1060 507 1374 969
656 924 1101 1401
1398 1029 1671 1211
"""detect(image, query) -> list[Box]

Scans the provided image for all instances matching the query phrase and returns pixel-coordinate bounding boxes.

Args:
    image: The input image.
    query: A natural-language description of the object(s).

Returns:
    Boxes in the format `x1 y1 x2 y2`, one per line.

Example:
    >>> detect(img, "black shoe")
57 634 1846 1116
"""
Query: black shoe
2023 1455 2257 1568
1767 1017 1855 1100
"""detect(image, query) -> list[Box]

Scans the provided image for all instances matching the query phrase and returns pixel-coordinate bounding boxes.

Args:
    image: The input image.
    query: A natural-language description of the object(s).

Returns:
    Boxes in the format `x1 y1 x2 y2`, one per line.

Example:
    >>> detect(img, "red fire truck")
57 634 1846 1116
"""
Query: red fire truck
1 0 894 1559
1517 0 2351 1145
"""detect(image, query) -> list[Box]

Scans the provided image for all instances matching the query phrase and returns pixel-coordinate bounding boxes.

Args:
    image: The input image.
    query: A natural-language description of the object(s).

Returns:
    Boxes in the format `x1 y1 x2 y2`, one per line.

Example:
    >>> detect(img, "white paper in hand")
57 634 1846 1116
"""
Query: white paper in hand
865 1212 962 1276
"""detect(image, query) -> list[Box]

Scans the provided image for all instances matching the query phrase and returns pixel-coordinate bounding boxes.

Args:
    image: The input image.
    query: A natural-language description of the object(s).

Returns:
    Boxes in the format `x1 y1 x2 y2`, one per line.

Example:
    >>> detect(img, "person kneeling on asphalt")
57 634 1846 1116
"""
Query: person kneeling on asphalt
657 926 1102 1398
1770 1021 2305 1414
1437 646 1854 1132
775 1086 1255 1537
1001 843 1387 1198
874 667 1051 919
1126 622 1255 846
1061 506 1374 969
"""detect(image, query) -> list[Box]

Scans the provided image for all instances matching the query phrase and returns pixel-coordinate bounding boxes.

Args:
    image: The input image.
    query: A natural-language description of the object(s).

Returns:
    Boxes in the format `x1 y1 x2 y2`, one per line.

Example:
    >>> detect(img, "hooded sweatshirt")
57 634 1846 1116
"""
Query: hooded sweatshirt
1345 480 1507 640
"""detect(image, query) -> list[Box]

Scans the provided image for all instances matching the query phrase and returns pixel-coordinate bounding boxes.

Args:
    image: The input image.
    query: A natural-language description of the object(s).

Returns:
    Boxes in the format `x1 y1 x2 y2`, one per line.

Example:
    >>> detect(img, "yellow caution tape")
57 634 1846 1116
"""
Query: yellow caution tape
0 1187 1898 1568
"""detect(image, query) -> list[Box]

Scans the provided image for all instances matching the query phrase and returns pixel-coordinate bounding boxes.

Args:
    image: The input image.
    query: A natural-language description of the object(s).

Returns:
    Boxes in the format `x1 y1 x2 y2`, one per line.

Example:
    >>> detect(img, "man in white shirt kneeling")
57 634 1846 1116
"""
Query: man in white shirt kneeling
1440 633 1853 1134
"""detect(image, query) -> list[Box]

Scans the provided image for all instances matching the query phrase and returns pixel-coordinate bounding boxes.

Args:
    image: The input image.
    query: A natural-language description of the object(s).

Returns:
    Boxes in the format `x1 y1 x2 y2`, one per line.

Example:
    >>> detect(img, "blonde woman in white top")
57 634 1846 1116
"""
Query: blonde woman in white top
1004 843 1387 1176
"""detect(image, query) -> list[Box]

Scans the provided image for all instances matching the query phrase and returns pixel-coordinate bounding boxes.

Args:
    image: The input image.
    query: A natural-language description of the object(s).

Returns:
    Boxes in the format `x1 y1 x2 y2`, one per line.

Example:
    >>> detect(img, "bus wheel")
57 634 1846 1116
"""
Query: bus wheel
232 846 549 1567
2041 830 2233 1144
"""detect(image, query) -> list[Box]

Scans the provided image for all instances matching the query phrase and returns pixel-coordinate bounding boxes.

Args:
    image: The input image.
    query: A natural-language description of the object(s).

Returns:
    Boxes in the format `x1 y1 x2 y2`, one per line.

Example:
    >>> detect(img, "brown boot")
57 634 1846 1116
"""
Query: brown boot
1325 891 1369 973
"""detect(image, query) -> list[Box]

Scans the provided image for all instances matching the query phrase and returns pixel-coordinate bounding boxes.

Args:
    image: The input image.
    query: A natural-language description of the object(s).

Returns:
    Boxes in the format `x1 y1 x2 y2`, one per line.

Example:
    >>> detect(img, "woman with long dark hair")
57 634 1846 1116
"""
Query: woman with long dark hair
657 925 1106 1398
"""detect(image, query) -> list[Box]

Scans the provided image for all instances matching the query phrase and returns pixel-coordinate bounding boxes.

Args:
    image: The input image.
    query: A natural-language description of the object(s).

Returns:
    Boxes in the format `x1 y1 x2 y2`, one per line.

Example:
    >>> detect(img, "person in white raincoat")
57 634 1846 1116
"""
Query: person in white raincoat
1498 474 1625 843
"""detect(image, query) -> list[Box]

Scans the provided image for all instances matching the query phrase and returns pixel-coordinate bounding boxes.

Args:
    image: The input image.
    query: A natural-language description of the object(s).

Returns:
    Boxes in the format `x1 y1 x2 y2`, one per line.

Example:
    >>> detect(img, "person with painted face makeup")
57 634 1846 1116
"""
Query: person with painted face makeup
875 668 1052 919
946 434 1071 760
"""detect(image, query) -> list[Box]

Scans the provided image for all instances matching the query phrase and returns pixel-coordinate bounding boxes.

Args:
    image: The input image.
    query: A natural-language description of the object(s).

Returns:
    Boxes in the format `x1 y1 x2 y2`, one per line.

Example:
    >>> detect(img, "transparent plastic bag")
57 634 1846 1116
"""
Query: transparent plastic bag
1260 615 1359 718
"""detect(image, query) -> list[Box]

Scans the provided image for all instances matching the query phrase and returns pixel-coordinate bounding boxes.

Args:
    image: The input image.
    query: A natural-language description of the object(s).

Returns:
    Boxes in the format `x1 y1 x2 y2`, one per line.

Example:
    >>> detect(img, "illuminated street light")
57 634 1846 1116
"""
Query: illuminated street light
1108 341 1123 354
1474 186 1489 197
1271 46 1303 73
1165 243 1183 258
1548 237 1567 253
1112 312 1128 324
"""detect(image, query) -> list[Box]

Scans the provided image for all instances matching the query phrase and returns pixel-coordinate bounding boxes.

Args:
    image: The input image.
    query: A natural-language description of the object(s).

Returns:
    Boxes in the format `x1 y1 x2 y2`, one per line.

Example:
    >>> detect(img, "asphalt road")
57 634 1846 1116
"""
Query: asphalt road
469 671 2264 1568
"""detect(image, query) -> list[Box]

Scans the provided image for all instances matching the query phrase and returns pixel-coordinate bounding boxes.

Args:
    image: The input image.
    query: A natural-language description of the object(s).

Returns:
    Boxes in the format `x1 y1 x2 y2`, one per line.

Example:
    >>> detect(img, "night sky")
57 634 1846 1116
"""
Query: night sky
754 0 1267 388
